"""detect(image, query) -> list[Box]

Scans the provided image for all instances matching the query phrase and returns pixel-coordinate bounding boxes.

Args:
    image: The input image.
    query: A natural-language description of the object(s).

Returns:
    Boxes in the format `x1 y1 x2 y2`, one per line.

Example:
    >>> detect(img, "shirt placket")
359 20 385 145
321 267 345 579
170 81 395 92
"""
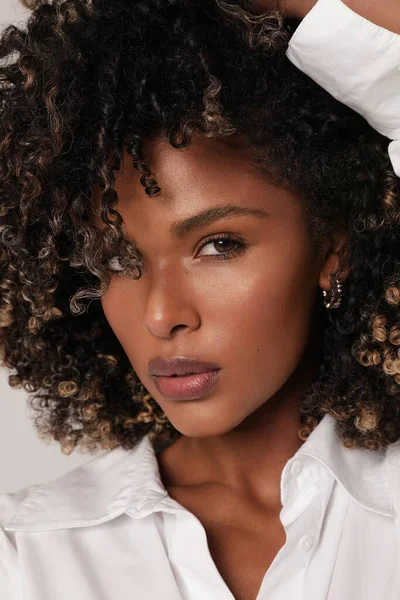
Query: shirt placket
256 457 335 600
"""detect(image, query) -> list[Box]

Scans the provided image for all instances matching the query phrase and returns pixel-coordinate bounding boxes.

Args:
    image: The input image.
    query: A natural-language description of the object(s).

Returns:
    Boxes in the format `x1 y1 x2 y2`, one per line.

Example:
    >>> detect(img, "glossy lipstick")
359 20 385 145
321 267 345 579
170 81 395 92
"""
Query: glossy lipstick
152 369 221 400
148 356 222 401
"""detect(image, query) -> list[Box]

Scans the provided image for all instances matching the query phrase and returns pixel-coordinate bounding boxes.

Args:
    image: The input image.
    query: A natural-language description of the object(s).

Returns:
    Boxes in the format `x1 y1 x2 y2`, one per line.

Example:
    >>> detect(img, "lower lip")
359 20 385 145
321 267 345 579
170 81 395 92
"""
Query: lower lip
152 369 221 401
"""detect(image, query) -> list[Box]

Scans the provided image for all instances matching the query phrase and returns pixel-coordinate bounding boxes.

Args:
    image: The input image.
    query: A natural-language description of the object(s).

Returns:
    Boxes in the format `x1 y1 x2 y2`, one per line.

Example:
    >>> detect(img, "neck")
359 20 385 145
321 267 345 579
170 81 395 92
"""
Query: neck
157 337 321 509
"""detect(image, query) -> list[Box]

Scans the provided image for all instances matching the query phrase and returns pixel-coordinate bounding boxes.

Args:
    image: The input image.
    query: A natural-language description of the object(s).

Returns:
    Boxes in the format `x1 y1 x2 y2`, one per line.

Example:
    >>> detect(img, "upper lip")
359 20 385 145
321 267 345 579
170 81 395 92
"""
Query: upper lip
148 356 221 377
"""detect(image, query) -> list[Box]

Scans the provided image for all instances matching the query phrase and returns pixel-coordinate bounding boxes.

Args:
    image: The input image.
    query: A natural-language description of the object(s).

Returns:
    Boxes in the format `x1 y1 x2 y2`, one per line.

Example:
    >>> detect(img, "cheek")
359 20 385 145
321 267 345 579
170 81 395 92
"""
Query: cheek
220 247 319 410
203 233 318 350
244 259 317 358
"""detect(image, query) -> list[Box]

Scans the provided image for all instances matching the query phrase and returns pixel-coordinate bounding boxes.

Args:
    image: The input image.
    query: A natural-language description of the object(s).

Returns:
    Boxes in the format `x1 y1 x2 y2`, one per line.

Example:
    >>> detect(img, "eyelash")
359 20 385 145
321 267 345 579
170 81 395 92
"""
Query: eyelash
197 233 247 261
106 233 247 273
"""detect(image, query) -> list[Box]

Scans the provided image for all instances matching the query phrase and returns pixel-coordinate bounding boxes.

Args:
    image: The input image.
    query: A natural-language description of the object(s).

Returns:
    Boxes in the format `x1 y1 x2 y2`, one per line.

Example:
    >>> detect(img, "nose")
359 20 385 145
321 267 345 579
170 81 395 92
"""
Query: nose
143 267 200 339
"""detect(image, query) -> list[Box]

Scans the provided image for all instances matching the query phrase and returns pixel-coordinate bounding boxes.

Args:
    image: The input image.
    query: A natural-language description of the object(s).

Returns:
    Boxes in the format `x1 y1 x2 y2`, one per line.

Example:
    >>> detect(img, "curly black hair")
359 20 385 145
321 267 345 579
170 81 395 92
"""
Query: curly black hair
0 0 399 456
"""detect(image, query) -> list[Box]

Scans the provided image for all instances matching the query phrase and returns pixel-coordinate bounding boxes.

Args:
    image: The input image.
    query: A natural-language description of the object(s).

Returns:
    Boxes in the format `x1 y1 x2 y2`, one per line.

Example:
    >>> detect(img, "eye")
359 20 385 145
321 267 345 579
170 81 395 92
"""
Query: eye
196 233 247 261
106 233 247 273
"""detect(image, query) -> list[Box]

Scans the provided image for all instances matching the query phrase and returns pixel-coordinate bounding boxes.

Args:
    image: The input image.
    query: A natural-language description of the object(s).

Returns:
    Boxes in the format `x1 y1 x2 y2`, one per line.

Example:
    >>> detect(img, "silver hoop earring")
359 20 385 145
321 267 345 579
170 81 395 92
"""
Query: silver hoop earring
322 272 343 309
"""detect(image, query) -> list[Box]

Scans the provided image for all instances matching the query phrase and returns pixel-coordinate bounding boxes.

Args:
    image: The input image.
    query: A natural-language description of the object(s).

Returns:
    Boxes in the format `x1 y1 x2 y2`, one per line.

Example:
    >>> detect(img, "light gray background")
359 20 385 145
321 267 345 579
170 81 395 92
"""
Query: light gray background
0 1 92 494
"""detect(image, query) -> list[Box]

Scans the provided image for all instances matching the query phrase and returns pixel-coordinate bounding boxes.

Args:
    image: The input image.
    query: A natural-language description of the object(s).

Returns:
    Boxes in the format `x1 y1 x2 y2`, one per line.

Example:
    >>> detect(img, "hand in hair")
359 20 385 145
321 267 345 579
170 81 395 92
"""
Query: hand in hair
253 0 400 31
251 0 317 18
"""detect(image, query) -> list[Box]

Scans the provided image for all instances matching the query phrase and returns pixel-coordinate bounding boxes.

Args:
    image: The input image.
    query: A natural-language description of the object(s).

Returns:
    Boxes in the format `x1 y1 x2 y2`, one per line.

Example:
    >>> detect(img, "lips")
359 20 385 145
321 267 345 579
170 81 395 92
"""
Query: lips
152 369 221 401
148 356 221 377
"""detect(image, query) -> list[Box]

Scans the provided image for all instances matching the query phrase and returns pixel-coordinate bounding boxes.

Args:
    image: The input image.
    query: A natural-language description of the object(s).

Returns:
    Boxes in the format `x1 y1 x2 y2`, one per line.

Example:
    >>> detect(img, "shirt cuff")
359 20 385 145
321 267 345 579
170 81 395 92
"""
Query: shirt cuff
286 0 400 177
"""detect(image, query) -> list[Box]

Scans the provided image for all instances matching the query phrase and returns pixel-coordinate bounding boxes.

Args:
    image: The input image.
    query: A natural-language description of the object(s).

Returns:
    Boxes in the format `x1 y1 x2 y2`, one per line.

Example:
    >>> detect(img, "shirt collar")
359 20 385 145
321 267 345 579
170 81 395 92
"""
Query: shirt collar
4 413 396 532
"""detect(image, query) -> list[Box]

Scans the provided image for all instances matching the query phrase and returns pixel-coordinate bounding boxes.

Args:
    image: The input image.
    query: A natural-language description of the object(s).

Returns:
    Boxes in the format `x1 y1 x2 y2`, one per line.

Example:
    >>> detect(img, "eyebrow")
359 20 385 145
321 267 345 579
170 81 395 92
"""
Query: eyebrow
169 204 270 240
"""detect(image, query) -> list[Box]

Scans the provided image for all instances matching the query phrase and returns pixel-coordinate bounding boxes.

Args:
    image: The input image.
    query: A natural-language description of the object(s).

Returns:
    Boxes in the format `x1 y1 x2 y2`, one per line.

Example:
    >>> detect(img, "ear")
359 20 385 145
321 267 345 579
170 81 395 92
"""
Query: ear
318 230 351 292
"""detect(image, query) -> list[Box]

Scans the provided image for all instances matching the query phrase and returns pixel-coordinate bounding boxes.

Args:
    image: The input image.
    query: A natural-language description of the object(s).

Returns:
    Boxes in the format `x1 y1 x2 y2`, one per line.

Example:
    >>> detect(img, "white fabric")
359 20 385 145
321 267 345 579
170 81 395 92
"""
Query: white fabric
286 0 400 177
1 412 400 599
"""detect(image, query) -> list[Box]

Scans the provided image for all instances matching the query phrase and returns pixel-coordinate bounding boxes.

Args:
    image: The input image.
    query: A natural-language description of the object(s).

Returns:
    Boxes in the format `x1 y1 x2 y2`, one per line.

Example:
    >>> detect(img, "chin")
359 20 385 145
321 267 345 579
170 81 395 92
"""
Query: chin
163 406 246 438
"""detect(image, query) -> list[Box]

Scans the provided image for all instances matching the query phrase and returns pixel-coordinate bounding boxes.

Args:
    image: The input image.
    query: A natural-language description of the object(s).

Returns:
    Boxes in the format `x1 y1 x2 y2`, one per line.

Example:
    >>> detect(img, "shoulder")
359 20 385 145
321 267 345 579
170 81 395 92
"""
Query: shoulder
385 440 400 517
0 438 151 532
0 483 41 559
0 485 35 529
0 457 109 596
0 452 111 532
0 485 35 599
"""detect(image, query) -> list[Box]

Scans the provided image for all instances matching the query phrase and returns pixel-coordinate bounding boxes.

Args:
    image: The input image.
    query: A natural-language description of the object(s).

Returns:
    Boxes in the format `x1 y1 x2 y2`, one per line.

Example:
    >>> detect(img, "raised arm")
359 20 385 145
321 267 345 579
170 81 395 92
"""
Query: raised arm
282 0 400 33
253 0 400 32
252 0 400 177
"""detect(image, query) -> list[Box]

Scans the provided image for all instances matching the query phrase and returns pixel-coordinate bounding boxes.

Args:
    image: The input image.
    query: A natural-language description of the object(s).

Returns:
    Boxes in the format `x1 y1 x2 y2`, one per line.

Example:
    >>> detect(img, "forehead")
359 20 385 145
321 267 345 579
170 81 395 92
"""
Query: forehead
90 133 295 230
117 134 263 199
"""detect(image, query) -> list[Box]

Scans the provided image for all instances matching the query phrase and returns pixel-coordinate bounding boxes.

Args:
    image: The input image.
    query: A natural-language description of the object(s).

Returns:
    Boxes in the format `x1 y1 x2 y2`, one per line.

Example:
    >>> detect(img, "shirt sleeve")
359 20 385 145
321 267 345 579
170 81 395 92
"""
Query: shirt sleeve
285 0 400 177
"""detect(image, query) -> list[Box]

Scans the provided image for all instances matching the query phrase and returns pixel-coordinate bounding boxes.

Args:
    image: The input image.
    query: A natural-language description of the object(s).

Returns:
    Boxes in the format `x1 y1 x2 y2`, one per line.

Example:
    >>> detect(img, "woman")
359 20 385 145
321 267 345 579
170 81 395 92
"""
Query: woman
0 0 399 599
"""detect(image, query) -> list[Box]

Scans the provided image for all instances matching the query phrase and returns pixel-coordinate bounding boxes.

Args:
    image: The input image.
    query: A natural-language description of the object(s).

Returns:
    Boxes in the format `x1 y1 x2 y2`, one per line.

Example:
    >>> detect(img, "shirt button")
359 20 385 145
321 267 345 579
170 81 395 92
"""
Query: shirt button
290 459 303 477
298 534 314 552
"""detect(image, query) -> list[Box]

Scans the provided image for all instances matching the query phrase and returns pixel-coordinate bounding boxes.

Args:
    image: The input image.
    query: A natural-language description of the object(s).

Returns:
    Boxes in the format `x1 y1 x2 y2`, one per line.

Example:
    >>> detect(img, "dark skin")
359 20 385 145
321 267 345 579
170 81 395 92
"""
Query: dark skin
91 133 349 600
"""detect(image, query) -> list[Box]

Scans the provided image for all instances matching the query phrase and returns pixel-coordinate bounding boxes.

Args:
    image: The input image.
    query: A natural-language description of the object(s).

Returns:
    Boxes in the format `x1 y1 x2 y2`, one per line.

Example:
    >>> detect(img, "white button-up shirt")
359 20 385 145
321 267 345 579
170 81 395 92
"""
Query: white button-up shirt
2 413 400 600
2 1 400 599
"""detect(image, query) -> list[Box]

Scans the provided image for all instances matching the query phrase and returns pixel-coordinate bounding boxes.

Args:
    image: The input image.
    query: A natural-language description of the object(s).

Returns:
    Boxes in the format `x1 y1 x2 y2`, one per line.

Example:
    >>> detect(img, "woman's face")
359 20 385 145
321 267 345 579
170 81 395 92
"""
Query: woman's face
93 134 342 437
